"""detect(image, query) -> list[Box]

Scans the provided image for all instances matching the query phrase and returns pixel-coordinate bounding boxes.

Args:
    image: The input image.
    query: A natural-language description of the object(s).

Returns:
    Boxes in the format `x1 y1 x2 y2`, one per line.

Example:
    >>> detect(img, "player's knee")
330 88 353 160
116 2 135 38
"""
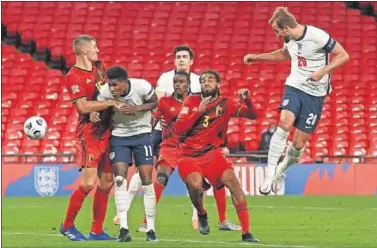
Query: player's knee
157 172 169 187
81 182 96 192
114 175 125 187
278 121 292 132
188 179 203 191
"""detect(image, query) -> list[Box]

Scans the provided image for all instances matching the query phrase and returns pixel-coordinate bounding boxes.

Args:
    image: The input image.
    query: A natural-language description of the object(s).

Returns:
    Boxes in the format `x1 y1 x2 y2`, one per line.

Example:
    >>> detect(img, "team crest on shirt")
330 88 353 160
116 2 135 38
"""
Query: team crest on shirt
282 99 289 106
71 85 80 94
34 166 59 197
109 152 115 160
88 154 94 162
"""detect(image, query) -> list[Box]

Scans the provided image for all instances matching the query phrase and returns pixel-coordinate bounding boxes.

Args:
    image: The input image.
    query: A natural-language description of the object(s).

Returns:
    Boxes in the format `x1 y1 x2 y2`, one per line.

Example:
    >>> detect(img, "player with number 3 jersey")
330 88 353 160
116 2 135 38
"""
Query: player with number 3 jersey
243 7 349 195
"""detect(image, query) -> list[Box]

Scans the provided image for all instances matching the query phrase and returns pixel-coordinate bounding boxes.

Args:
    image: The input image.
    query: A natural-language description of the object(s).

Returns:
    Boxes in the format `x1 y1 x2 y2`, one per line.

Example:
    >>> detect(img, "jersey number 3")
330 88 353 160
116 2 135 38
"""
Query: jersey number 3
298 56 307 67
203 116 209 128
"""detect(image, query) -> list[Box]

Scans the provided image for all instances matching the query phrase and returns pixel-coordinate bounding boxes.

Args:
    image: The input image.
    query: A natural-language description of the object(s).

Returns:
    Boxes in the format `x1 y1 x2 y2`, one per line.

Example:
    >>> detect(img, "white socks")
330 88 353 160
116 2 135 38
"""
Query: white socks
275 143 305 177
142 184 156 231
267 127 289 178
114 176 129 230
192 204 198 220
125 172 142 210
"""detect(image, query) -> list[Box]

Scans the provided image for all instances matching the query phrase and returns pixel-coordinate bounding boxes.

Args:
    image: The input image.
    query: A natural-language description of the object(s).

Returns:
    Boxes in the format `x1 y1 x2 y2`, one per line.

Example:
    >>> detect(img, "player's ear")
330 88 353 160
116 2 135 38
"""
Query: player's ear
189 59 194 66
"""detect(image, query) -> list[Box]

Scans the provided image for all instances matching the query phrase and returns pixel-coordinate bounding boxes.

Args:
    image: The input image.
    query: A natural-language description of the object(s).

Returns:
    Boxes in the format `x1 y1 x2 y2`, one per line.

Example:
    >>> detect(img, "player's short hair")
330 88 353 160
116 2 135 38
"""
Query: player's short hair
200 69 221 84
174 45 194 59
268 6 298 29
174 70 191 83
107 65 129 81
73 35 95 55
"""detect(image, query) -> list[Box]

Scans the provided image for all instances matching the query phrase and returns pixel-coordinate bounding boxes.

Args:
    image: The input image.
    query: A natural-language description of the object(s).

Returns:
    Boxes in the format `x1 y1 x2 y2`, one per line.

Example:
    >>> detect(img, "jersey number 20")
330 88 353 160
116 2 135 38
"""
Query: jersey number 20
298 56 307 67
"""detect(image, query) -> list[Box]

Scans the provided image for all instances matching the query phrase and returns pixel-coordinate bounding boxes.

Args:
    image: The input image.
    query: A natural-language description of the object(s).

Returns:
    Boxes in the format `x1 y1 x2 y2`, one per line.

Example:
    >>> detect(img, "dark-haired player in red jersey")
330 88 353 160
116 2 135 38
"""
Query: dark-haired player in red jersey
175 70 260 242
60 35 123 241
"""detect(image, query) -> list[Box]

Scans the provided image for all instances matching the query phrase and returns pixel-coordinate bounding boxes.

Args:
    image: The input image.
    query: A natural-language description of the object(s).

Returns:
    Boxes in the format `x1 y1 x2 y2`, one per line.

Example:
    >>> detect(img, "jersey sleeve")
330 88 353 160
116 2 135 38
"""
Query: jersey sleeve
153 98 165 119
65 73 87 103
97 83 113 101
140 79 155 101
313 27 337 53
175 97 201 135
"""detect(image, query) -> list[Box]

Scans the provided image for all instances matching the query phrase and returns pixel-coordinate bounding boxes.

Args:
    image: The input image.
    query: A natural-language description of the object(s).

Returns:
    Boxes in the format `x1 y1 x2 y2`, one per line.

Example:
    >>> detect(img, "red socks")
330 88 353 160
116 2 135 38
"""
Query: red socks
142 181 165 224
62 185 90 229
90 186 110 234
235 202 250 234
213 187 227 222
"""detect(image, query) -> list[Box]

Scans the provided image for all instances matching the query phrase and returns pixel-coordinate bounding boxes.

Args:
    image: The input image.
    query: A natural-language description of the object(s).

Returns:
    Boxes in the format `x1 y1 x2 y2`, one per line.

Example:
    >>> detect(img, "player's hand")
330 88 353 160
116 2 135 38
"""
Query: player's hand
243 54 259 64
120 104 139 114
238 88 250 100
160 118 167 129
89 112 100 123
198 96 212 113
112 100 125 111
308 69 327 82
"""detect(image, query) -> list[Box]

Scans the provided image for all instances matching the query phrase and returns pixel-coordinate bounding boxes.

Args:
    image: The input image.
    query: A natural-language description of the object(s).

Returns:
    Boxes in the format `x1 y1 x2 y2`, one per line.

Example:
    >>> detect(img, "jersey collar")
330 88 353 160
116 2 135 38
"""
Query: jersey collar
295 25 307 41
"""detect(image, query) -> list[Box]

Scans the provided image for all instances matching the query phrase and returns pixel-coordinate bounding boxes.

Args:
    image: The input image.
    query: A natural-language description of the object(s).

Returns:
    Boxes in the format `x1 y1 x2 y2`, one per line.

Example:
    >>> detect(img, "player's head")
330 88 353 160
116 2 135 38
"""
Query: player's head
269 7 298 43
173 70 190 98
106 65 129 97
174 45 194 72
73 35 99 62
199 70 221 98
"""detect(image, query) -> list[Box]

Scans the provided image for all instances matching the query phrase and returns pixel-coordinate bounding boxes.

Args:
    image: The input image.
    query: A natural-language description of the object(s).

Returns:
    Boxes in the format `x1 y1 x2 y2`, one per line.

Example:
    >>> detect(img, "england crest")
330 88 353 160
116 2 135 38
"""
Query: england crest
34 166 59 197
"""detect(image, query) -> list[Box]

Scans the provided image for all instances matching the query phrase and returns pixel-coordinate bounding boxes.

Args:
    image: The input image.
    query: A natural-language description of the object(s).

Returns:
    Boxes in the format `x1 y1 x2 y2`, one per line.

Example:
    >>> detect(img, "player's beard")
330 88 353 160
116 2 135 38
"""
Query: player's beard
202 88 218 98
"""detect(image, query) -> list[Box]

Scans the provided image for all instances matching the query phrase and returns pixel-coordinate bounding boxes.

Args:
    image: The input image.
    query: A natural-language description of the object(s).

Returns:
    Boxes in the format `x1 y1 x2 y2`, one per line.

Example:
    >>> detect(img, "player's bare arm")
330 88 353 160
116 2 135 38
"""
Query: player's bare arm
244 47 290 64
74 97 122 115
120 93 158 114
309 42 350 82
234 89 258 120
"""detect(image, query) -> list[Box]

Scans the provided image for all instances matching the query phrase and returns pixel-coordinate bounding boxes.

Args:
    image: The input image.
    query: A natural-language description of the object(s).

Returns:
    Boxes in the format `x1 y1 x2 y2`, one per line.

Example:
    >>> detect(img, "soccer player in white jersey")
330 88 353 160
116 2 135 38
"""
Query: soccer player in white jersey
243 7 350 195
97 65 158 242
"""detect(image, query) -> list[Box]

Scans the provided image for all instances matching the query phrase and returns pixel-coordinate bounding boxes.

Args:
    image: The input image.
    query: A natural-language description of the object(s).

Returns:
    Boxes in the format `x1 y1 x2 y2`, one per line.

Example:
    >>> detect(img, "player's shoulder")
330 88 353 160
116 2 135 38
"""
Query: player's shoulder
306 25 329 37
65 67 85 84
158 70 175 80
190 72 200 81
129 78 152 88
184 94 201 104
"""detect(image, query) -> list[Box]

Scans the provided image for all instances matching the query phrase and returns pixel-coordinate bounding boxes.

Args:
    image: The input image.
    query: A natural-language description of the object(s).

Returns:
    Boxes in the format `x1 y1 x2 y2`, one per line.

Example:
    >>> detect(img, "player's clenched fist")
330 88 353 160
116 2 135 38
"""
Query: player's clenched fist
243 54 259 64
198 96 212 113
238 88 250 100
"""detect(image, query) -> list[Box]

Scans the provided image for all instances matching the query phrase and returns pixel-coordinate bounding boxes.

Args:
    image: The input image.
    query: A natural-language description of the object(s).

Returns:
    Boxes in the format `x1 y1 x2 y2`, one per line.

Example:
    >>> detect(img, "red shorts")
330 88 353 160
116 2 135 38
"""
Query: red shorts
178 148 233 189
155 146 178 171
75 138 112 173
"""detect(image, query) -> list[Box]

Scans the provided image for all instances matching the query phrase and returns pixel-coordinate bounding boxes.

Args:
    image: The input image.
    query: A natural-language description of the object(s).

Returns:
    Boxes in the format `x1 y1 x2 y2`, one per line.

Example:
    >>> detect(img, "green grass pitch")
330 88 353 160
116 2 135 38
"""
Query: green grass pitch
2 196 377 248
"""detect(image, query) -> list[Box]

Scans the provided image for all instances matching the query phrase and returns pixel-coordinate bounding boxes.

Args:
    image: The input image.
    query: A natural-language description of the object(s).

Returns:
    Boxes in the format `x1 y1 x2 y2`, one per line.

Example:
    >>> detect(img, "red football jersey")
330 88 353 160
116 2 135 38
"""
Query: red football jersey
154 95 183 148
176 95 245 156
65 61 112 140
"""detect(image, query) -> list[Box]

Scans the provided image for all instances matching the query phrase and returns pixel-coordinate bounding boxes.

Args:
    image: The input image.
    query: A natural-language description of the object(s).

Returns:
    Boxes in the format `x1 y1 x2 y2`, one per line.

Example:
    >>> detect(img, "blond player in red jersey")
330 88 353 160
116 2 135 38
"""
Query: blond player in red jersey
60 35 123 241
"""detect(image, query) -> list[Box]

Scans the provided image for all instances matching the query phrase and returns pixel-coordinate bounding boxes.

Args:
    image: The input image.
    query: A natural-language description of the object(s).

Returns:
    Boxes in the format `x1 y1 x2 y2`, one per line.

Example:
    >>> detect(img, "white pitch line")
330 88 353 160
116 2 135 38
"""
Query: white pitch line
1 232 356 248
5 204 377 211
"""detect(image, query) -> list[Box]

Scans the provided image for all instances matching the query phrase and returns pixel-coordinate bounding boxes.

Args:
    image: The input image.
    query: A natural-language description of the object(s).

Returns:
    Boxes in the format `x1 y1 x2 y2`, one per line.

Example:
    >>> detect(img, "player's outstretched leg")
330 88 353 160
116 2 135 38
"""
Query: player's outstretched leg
260 110 294 195
140 165 172 232
60 168 97 241
186 172 210 235
139 165 158 241
191 179 211 230
112 162 132 242
272 130 307 193
88 169 116 241
214 187 241 231
221 169 259 242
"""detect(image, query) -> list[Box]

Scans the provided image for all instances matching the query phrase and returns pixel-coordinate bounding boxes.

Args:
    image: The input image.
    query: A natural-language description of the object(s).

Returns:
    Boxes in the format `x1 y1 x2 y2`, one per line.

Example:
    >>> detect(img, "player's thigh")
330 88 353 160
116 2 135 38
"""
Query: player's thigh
152 129 162 158
81 167 98 190
132 133 154 167
294 91 325 136
97 152 114 190
156 147 178 172
75 139 106 170
278 86 302 131
204 151 234 190
178 157 203 187
109 135 132 177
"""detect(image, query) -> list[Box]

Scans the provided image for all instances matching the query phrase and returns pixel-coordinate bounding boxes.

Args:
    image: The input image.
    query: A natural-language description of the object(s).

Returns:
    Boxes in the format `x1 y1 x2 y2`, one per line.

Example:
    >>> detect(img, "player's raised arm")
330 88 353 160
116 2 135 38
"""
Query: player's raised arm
244 47 291 64
231 89 257 120
175 97 206 135
66 75 121 115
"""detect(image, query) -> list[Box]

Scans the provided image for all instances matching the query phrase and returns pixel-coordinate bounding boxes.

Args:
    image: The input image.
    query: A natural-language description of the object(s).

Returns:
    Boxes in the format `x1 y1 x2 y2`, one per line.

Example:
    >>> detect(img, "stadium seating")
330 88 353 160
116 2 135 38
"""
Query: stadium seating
1 1 377 162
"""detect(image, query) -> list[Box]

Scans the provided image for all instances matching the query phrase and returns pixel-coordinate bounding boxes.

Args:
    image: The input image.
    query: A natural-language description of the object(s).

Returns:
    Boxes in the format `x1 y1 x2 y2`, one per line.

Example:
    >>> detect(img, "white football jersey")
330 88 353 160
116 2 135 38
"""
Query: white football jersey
98 78 154 137
154 69 201 130
284 25 337 97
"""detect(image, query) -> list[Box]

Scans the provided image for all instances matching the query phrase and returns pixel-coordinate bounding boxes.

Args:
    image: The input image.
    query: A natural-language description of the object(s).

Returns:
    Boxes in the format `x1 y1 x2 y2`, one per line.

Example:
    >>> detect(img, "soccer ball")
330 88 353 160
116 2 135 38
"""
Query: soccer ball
24 116 48 140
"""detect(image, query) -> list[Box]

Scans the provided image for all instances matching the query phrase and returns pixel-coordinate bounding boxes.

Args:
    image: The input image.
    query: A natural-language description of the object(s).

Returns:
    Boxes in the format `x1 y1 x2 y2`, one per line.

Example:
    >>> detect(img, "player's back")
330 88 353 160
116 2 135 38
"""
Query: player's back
65 63 112 140
157 95 184 148
285 25 336 97
178 95 233 156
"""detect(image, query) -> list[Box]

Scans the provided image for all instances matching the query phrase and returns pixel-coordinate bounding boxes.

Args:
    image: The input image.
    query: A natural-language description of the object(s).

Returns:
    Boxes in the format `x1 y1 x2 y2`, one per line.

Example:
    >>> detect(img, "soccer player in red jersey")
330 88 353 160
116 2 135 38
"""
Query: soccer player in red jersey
60 35 122 241
175 70 260 242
